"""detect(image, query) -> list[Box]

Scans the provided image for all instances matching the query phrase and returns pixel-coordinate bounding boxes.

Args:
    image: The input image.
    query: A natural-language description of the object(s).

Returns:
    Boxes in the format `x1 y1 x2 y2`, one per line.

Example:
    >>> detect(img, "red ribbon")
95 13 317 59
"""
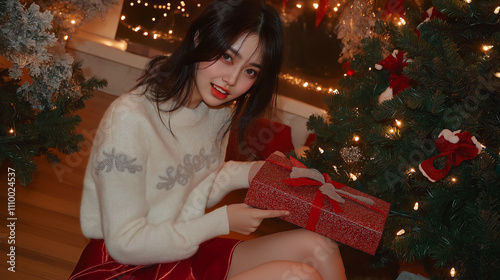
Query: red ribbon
315 0 329 27
342 62 355 77
267 156 385 231
378 51 410 96
282 0 288 10
419 131 480 182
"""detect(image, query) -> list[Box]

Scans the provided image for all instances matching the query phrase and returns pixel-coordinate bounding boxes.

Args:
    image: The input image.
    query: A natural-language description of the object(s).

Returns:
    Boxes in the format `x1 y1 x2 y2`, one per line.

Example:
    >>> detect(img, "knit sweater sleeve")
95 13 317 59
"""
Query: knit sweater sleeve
206 160 256 208
88 100 230 265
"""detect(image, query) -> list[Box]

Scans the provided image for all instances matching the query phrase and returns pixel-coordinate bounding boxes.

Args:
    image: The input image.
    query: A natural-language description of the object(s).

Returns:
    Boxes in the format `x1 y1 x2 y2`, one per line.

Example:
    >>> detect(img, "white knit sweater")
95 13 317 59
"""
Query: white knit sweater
80 90 254 265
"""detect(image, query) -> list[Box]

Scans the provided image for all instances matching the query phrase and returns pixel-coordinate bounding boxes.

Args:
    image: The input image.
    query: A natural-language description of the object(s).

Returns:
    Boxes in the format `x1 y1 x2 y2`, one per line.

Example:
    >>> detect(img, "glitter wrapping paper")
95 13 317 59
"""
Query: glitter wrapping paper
245 154 390 255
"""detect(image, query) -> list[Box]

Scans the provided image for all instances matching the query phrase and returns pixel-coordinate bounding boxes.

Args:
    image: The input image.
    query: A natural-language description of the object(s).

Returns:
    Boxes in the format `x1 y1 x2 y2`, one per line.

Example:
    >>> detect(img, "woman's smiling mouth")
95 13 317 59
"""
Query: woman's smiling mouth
211 83 229 99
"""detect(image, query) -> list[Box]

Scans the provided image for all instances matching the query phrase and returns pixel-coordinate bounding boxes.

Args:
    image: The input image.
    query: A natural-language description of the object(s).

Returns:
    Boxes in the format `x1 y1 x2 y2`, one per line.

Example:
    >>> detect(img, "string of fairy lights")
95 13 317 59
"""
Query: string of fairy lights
119 0 199 42
118 0 345 93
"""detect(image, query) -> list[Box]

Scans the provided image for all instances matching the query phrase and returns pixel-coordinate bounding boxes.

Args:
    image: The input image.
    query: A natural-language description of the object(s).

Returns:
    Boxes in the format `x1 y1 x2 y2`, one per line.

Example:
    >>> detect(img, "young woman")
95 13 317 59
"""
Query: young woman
69 0 345 279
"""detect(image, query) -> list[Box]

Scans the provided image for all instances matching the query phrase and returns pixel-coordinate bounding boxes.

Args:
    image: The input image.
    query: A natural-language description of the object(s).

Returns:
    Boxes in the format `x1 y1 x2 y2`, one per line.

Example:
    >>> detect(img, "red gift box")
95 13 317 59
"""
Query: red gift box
245 154 391 255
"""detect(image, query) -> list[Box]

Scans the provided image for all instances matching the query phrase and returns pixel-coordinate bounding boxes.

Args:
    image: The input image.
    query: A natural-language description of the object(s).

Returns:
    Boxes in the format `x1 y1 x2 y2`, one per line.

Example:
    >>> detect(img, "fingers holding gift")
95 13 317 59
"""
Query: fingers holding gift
227 203 289 235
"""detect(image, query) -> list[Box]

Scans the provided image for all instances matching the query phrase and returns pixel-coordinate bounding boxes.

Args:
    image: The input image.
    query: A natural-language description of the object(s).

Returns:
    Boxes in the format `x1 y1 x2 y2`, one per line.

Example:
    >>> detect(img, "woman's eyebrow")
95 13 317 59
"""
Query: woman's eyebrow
227 47 262 69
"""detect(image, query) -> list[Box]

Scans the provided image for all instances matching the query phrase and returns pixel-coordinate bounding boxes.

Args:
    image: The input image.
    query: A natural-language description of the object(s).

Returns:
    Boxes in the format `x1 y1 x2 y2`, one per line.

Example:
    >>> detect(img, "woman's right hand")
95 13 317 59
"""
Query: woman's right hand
226 203 289 235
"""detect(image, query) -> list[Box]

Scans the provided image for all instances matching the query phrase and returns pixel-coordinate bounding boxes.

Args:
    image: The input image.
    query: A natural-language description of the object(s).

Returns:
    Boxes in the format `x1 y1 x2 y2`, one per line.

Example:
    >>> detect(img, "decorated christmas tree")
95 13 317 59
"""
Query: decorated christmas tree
302 0 500 279
0 0 115 185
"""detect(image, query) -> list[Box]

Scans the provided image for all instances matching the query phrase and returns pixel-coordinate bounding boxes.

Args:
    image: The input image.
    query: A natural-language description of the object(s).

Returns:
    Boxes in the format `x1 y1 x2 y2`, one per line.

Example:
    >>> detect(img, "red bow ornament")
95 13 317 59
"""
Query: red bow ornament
419 129 482 182
375 49 411 103
381 0 405 22
415 7 447 39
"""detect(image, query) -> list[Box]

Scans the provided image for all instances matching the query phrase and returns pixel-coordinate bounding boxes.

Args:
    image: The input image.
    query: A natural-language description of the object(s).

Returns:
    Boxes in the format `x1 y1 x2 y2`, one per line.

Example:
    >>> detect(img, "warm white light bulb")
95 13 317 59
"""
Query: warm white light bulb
396 229 405 236
313 3 319 9
450 267 456 277
318 147 324 154
413 202 419 210
495 6 500 14
9 128 14 134
483 45 493 51
353 135 360 142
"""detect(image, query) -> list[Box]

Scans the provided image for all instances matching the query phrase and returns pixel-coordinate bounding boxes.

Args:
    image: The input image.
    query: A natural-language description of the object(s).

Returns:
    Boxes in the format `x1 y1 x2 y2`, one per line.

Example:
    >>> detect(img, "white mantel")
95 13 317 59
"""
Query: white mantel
68 0 148 96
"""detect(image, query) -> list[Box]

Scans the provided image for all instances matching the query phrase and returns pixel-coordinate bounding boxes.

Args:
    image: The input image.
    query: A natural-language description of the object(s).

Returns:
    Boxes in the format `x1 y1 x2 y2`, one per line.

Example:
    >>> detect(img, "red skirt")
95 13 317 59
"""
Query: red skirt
69 238 241 280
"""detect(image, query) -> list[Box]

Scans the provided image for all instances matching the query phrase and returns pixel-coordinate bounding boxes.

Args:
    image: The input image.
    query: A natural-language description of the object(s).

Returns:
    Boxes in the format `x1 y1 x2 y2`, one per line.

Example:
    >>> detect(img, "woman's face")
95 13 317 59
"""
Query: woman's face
188 33 263 108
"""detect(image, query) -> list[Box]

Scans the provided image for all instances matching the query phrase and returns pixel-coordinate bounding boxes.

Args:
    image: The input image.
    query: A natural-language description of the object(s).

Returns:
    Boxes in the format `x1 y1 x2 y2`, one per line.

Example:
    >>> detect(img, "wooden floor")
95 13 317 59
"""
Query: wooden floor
0 91 415 280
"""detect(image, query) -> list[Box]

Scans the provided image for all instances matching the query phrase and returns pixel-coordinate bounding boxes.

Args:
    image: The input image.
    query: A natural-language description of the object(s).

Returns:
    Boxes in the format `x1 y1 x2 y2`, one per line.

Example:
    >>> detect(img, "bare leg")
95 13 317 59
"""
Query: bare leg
227 229 346 280
229 260 322 280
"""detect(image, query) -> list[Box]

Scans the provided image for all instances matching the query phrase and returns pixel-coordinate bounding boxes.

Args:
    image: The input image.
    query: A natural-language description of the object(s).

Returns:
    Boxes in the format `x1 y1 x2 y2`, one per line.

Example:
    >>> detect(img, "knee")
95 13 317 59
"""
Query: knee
294 229 340 253
272 260 322 280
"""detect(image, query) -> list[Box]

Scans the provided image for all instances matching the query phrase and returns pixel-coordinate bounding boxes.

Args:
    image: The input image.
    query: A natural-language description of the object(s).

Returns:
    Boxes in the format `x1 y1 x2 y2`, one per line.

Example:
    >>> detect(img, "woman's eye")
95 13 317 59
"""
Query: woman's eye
221 53 232 63
245 69 258 78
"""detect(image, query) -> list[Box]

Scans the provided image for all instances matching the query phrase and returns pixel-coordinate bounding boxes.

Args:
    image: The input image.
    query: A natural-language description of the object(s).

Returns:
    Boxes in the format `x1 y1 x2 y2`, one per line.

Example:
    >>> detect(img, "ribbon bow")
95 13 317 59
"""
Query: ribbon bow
375 50 411 103
419 129 482 182
267 156 385 215
415 7 447 39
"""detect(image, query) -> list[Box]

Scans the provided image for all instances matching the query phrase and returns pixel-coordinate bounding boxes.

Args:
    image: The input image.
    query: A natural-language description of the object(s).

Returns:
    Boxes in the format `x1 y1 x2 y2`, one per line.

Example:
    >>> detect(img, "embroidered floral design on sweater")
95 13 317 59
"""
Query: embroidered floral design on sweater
157 148 219 190
95 148 143 175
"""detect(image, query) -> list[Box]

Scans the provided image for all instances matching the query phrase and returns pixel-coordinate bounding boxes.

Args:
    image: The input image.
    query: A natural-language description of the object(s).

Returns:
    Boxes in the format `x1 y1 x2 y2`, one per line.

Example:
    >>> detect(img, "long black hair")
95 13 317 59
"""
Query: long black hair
133 0 283 141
